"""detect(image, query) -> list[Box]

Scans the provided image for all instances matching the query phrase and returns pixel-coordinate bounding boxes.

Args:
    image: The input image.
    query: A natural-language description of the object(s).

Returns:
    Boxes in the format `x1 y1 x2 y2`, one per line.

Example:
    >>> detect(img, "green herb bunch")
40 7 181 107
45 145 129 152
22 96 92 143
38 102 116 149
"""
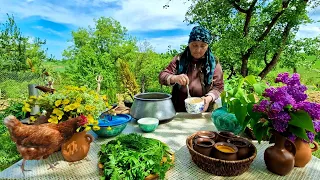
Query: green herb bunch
98 133 173 180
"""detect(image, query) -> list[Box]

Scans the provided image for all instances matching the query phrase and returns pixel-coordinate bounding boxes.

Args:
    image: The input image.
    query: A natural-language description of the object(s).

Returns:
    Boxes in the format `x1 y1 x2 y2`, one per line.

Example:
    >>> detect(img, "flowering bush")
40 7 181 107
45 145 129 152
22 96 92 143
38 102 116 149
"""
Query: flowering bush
253 73 320 142
23 86 108 132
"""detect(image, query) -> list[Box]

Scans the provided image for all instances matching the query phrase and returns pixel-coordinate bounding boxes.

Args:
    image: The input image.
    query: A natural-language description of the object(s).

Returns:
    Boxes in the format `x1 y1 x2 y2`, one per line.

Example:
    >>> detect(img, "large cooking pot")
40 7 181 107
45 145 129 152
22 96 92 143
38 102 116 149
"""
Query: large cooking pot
130 92 176 122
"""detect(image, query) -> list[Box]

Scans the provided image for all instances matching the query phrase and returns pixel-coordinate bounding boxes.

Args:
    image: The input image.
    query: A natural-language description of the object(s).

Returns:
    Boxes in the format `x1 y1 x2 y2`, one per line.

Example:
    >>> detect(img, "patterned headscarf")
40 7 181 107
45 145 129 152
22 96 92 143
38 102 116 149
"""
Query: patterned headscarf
177 26 216 85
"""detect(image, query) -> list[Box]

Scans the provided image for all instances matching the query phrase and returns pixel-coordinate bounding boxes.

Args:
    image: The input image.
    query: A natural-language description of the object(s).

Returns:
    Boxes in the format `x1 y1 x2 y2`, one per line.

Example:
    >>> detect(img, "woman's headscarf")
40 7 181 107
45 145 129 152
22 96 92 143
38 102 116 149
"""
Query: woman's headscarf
177 26 216 85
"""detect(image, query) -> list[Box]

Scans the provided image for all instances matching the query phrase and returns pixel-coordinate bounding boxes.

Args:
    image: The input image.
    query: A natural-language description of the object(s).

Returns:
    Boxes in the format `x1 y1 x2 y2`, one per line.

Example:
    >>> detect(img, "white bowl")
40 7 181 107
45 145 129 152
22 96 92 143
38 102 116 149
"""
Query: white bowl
184 97 205 114
137 117 159 132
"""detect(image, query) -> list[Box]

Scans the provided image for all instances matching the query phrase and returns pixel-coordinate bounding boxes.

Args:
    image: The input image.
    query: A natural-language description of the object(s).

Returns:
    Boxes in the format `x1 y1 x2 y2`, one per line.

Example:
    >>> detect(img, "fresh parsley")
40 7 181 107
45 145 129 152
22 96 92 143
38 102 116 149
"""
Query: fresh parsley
98 133 173 180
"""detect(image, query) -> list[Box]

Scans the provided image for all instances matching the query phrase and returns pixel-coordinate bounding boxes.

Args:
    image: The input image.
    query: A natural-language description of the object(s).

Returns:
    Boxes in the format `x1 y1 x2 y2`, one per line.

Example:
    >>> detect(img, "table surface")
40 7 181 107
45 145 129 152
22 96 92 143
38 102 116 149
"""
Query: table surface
1 113 320 180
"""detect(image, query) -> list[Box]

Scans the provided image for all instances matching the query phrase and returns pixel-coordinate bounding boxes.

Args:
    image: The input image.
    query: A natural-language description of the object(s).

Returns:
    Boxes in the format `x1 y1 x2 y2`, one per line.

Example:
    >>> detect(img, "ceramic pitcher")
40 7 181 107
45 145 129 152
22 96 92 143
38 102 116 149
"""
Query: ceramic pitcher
293 138 319 167
61 131 93 162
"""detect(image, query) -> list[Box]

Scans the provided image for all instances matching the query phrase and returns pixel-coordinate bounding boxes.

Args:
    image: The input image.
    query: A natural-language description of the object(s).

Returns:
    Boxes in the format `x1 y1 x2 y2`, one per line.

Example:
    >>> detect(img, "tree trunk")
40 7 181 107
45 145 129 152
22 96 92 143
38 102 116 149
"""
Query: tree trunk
258 24 292 79
140 76 146 93
227 66 236 80
293 67 297 73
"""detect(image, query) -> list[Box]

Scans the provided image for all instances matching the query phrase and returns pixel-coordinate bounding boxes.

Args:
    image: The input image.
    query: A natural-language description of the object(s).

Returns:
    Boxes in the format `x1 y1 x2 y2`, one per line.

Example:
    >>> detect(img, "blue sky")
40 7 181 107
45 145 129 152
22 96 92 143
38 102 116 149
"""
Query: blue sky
0 0 319 60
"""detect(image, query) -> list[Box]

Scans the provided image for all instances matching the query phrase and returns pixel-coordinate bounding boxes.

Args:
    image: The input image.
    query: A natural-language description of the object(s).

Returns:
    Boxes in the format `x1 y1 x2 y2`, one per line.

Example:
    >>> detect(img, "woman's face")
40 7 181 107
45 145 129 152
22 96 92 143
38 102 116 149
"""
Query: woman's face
189 41 208 59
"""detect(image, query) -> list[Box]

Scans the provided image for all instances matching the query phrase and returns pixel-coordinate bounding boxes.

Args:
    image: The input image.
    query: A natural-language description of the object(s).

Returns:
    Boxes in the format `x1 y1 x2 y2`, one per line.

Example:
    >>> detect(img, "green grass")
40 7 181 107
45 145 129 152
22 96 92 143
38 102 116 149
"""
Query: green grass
266 55 320 90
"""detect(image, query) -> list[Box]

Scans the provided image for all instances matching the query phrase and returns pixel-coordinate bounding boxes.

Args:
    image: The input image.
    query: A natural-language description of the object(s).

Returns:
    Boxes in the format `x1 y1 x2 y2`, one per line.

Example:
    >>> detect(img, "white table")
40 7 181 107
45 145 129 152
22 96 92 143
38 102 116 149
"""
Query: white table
1 113 320 180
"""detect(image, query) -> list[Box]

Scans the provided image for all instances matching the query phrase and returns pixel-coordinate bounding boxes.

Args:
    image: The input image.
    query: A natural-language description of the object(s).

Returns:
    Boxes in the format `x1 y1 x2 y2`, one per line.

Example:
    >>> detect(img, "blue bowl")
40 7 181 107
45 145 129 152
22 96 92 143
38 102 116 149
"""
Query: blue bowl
93 123 128 137
93 114 131 137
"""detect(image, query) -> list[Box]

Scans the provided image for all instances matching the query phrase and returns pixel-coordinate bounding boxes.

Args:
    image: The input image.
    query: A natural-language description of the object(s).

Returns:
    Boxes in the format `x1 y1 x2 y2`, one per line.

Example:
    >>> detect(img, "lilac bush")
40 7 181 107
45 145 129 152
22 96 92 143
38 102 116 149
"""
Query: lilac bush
253 72 320 142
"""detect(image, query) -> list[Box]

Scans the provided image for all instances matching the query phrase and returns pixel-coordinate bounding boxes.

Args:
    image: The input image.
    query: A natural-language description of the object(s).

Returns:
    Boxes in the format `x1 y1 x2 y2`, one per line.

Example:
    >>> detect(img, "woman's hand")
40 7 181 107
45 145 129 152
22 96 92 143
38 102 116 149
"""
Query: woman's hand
171 74 190 86
201 95 213 112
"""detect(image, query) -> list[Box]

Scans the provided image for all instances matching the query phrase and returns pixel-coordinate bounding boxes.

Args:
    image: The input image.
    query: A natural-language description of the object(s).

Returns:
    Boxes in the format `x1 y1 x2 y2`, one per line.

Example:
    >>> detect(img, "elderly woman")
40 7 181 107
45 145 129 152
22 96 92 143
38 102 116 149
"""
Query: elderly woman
159 26 224 112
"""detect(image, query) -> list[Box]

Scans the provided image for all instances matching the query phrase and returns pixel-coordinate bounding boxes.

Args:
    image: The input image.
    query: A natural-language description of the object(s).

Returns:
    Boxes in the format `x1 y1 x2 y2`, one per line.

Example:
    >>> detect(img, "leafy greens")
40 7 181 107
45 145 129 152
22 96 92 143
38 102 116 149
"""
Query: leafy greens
98 133 173 180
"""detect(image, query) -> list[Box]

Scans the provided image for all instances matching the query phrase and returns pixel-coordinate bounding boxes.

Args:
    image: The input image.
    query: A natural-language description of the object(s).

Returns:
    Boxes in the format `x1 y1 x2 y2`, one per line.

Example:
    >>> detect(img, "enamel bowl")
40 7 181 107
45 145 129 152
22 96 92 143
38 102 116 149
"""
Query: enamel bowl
137 117 159 132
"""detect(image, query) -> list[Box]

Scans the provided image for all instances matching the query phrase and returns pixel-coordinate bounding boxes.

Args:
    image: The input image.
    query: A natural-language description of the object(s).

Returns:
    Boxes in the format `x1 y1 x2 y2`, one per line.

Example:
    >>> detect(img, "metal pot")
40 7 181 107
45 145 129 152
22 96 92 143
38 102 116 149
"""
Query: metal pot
130 92 176 122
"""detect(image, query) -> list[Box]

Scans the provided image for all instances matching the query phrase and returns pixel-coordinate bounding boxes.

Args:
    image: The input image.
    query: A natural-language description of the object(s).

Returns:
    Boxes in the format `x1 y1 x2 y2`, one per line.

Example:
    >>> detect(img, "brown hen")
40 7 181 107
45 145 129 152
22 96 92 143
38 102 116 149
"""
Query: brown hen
4 115 86 174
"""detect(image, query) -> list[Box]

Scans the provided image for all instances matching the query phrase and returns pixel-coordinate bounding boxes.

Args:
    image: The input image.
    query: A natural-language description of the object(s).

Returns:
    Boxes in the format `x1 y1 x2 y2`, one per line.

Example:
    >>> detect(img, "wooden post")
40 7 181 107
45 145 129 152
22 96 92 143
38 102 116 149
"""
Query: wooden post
96 74 103 93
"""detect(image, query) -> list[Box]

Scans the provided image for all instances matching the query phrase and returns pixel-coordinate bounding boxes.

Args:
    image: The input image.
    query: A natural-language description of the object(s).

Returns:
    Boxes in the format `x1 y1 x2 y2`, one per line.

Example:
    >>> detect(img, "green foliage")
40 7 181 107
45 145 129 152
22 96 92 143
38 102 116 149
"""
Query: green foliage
118 59 140 101
98 133 173 180
184 0 320 78
221 75 267 132
62 17 138 103
0 14 48 73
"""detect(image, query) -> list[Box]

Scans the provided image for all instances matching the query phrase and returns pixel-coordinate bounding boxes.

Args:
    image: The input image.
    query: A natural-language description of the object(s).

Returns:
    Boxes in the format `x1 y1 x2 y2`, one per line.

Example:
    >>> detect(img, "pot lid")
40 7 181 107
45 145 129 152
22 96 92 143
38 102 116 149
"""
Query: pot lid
98 114 132 127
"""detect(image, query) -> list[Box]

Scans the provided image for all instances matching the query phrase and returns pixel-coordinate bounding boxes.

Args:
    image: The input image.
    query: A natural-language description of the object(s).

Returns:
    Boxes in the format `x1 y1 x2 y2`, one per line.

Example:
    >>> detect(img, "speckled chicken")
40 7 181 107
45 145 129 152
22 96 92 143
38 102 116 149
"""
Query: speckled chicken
4 115 86 174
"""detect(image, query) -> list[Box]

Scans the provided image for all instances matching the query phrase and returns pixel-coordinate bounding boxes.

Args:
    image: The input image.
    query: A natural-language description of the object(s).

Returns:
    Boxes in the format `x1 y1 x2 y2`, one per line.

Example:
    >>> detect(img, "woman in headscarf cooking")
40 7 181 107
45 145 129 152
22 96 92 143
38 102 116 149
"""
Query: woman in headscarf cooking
159 26 224 112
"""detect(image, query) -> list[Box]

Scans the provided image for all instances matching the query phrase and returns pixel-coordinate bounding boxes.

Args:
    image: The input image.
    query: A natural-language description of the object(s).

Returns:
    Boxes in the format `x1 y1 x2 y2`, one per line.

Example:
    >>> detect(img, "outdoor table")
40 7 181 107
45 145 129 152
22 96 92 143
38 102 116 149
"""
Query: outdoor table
1 113 320 180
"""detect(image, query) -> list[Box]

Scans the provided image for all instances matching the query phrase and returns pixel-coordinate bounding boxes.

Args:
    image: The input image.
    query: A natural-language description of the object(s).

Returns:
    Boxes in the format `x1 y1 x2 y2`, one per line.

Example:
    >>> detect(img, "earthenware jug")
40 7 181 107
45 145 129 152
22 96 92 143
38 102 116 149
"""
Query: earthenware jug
61 131 93 162
264 131 296 176
293 138 319 167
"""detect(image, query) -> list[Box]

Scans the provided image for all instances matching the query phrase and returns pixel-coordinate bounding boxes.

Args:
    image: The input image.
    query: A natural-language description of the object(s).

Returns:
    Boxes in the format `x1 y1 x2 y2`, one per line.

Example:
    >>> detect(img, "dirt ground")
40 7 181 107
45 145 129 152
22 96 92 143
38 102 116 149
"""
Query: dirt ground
0 100 9 111
307 91 320 103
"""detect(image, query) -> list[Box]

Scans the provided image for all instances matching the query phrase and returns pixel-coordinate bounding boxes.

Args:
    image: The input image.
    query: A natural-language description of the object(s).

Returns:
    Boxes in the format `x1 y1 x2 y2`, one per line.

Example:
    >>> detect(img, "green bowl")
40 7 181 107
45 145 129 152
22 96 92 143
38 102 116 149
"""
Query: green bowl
93 123 128 137
138 117 159 133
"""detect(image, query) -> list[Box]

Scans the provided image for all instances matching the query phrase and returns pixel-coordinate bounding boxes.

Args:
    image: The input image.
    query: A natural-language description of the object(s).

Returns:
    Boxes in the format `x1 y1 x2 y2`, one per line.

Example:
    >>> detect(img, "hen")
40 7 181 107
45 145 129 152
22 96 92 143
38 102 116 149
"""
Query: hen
4 115 86 174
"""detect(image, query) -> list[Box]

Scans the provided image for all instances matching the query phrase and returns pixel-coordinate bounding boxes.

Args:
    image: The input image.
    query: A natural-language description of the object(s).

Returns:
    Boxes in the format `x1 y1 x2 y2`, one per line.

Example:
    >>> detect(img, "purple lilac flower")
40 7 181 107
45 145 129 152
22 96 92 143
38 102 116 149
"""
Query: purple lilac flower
270 102 284 114
296 102 320 120
287 73 301 86
253 100 270 113
272 120 289 132
307 131 315 142
313 120 320 132
269 111 291 132
275 72 290 84
286 84 307 102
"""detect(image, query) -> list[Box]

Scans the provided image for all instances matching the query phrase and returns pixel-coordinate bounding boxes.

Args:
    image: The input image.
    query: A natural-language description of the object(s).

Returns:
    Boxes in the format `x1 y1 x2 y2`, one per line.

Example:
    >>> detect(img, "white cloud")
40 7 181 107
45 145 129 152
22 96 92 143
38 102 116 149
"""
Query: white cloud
113 0 192 31
142 35 189 53
33 26 64 37
296 23 320 39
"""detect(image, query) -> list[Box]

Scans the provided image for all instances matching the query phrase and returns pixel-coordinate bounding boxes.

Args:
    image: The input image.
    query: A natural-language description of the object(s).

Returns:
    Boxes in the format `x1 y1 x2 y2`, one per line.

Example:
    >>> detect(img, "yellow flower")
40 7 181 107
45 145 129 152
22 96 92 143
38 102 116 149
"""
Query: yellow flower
102 95 107 101
85 105 95 111
87 114 95 124
29 96 37 99
48 115 59 124
76 97 82 103
22 104 31 112
64 105 71 112
93 126 100 131
53 108 64 120
107 126 112 130
85 126 91 131
55 100 62 107
30 116 36 121
92 120 99 125
62 99 70 105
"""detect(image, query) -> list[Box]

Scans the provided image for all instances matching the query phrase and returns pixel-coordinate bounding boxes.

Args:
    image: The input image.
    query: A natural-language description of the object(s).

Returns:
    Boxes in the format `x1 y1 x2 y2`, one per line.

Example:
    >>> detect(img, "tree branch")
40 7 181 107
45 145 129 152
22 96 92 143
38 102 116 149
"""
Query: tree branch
264 50 268 65
257 0 292 42
259 23 292 79
243 0 258 37
230 0 248 13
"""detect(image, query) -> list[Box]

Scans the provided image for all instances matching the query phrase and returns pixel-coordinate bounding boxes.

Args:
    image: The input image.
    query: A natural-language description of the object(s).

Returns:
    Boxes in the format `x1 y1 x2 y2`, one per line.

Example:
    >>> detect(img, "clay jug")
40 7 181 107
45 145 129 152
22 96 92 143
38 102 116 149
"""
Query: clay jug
61 131 93 162
293 138 319 167
264 131 296 176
